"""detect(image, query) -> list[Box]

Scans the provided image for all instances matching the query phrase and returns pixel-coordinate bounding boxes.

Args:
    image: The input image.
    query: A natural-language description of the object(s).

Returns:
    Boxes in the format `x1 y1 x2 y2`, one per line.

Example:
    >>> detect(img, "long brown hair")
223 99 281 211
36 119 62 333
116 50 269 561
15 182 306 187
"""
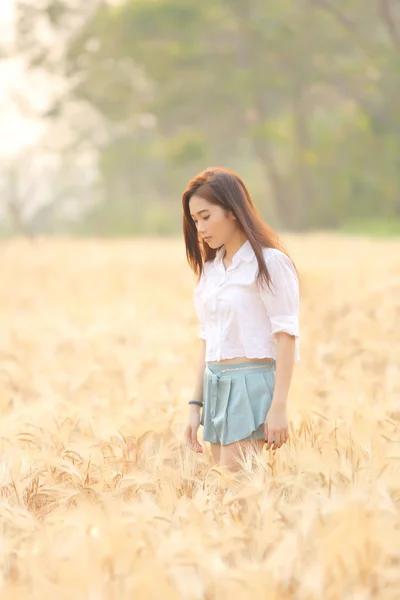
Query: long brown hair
182 166 294 291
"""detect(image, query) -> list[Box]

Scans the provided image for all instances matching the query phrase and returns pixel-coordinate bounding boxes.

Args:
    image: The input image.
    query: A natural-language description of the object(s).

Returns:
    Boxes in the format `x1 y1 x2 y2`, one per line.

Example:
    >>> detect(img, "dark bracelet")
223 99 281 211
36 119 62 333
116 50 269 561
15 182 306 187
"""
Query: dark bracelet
188 400 203 407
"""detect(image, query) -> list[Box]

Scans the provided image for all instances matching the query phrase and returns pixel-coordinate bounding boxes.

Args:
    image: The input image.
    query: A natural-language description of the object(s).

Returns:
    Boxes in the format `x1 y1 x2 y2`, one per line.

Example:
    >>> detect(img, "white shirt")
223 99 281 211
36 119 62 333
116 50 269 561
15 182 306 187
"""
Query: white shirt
193 240 300 362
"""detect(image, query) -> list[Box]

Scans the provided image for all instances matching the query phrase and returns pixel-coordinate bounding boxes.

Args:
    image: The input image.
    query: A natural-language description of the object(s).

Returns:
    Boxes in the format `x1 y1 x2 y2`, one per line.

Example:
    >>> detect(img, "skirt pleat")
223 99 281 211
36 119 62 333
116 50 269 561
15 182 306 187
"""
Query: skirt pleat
201 361 276 446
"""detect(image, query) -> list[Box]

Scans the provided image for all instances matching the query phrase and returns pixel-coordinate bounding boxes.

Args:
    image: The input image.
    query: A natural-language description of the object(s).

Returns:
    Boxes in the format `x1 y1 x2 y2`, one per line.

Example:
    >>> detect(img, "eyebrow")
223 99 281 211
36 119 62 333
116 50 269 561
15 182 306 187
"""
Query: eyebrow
190 209 210 218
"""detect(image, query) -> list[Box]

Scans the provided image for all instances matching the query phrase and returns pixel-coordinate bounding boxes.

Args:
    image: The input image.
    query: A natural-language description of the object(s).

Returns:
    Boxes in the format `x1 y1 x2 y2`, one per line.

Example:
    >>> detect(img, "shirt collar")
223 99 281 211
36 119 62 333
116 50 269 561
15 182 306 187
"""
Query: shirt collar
215 239 254 266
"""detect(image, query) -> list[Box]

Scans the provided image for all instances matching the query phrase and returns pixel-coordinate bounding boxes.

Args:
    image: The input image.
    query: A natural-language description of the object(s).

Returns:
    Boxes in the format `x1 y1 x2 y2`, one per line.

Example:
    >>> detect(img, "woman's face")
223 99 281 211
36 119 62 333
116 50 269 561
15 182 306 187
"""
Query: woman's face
189 194 237 249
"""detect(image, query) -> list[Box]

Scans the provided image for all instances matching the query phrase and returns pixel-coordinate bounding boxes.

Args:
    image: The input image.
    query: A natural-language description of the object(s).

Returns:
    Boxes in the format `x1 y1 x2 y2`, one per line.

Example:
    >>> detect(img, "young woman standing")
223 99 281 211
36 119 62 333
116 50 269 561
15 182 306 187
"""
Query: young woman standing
183 167 300 471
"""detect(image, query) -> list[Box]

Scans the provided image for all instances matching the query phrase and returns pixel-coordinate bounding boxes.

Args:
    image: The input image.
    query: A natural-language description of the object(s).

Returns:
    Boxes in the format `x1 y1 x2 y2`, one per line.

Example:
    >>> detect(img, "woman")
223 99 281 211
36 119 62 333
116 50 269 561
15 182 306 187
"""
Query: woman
182 167 300 471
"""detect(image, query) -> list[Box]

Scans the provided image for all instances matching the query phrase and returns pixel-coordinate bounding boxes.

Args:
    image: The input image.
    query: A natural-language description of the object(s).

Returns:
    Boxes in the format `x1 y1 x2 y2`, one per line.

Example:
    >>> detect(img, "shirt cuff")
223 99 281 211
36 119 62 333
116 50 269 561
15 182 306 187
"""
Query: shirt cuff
270 315 299 338
270 316 300 361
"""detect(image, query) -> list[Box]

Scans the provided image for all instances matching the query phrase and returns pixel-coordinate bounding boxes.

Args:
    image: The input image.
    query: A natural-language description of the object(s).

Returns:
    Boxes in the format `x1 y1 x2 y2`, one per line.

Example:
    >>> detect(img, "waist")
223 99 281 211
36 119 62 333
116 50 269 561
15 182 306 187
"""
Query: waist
212 356 274 365
206 359 276 376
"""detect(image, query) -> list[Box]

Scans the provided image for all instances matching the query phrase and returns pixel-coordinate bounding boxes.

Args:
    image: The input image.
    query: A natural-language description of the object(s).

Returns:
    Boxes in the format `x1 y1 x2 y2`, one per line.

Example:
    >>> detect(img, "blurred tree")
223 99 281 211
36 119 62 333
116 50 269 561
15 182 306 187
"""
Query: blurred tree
12 0 400 233
0 144 97 236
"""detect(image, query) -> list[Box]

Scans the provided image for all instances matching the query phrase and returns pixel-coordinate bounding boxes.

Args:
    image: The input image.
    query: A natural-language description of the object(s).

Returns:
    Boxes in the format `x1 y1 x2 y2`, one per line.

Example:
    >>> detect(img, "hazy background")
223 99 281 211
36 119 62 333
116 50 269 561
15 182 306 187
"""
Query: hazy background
0 5 399 596
1 0 400 238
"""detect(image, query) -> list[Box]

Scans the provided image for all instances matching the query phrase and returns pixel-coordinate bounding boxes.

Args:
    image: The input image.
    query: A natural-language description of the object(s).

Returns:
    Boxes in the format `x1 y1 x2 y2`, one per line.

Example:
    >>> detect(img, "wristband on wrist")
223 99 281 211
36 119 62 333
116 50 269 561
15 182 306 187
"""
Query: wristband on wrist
188 400 203 407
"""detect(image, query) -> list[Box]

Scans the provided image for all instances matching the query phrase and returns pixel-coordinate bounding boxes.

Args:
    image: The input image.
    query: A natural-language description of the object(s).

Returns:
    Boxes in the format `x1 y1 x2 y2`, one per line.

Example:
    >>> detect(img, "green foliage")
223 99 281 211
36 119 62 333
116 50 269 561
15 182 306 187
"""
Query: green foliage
166 131 210 166
140 204 179 236
12 0 400 235
341 218 400 237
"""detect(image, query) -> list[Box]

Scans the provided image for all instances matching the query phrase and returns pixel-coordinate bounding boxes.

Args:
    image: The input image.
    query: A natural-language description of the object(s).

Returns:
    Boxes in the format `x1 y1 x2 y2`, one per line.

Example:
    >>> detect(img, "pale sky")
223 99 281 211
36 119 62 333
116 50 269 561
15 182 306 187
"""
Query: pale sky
0 1 98 220
0 0 13 26
0 0 45 158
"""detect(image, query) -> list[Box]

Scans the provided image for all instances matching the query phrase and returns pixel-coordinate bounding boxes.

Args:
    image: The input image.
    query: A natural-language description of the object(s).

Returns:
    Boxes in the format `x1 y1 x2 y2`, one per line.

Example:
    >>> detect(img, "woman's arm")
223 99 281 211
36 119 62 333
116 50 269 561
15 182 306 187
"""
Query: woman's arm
184 339 206 453
259 250 300 450
271 332 296 409
264 332 295 451
190 339 206 405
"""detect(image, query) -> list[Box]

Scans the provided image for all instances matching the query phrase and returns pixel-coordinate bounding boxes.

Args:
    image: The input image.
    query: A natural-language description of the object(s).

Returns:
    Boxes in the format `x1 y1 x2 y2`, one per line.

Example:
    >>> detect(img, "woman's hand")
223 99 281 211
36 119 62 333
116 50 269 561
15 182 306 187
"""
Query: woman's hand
264 403 289 450
184 407 203 453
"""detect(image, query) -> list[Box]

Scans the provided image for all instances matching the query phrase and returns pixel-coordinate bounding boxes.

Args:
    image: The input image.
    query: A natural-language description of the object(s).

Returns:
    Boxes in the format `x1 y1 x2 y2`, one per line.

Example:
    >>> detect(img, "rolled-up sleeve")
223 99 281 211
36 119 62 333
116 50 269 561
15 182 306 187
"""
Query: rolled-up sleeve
260 250 300 357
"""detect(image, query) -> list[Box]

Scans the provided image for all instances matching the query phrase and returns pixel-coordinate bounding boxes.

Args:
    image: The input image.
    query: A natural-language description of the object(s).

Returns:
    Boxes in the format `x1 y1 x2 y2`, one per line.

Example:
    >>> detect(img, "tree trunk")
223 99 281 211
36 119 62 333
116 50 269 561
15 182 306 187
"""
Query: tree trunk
251 136 297 230
292 79 315 230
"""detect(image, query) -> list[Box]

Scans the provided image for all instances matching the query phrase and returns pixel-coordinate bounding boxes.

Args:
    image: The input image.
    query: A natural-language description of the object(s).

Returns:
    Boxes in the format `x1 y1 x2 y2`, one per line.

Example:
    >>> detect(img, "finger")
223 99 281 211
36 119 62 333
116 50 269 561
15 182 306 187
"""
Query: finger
191 428 203 453
184 426 191 445
192 440 203 453
271 430 281 450
185 427 196 452
191 427 199 446
274 432 283 449
266 431 275 451
264 422 269 443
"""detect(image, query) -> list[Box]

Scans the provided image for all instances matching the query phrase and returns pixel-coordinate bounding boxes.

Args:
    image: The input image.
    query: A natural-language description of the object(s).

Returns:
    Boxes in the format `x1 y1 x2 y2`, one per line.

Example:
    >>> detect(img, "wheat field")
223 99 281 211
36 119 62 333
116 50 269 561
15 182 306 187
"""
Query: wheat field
0 234 399 599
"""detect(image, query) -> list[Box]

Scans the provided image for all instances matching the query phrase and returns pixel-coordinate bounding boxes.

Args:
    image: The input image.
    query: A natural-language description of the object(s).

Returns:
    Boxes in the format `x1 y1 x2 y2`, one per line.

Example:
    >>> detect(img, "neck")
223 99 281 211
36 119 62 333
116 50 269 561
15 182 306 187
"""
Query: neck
223 233 248 262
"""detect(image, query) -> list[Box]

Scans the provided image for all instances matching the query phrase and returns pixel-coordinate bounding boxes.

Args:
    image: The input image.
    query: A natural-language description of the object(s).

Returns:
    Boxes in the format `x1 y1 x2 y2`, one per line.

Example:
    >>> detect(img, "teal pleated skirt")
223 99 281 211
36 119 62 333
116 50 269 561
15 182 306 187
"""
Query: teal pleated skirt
200 360 276 446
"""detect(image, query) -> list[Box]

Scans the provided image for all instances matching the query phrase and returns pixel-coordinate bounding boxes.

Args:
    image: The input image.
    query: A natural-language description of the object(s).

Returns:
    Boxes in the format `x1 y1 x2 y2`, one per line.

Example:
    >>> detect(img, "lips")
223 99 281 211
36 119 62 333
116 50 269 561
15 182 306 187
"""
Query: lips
203 236 212 241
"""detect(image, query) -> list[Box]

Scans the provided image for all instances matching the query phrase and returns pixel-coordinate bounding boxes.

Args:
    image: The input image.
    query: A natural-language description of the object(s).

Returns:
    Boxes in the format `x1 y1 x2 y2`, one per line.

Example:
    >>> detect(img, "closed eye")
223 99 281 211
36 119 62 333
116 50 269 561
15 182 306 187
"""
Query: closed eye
193 216 210 225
